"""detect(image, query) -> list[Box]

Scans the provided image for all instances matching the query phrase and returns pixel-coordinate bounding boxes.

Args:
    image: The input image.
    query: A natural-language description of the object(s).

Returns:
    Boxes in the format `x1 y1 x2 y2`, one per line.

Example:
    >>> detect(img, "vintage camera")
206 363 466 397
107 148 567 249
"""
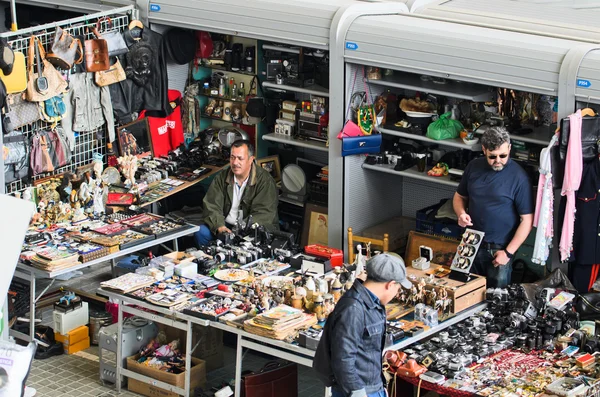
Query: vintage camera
274 118 294 136
486 288 509 304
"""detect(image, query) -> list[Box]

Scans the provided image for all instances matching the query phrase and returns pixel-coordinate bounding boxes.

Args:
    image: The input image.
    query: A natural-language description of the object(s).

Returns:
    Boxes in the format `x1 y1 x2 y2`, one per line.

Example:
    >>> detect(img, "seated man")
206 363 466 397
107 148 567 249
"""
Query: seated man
194 140 279 246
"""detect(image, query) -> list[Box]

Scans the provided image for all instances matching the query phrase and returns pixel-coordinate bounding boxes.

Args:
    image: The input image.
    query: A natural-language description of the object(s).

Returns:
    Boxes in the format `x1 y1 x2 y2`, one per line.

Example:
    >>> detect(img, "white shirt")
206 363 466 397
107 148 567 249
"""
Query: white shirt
225 176 249 225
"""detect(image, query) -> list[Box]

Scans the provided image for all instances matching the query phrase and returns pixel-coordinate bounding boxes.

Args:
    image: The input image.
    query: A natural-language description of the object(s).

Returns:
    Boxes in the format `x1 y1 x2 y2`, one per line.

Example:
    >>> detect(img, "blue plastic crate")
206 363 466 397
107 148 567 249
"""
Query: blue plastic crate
415 199 464 239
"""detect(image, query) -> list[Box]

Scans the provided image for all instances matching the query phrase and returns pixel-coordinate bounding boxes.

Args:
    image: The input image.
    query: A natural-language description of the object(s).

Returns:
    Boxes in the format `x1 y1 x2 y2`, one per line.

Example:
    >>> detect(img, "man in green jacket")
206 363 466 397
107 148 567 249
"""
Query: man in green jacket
194 140 279 246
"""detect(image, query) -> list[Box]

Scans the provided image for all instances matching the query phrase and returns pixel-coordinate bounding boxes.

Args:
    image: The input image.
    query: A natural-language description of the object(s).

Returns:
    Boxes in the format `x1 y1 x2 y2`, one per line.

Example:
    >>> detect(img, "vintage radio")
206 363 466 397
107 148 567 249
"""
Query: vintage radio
275 119 295 136
297 111 328 142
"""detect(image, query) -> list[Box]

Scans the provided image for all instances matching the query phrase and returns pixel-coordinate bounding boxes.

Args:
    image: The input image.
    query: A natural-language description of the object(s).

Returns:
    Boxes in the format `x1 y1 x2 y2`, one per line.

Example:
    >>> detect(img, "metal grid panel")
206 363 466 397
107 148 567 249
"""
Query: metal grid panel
401 178 455 218
4 12 131 194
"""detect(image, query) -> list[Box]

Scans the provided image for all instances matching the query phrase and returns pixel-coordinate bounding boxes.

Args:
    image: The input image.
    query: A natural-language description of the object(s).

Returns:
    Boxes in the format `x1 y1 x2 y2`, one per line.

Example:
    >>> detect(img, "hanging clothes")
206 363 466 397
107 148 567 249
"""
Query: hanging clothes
109 24 171 124
559 110 583 262
532 133 559 265
61 72 115 150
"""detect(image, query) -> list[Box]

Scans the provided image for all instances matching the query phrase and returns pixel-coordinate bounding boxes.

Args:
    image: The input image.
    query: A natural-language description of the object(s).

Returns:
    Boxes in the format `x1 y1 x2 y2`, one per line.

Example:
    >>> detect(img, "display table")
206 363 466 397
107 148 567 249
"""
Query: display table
99 286 487 397
12 224 200 342
139 164 225 208
100 287 324 397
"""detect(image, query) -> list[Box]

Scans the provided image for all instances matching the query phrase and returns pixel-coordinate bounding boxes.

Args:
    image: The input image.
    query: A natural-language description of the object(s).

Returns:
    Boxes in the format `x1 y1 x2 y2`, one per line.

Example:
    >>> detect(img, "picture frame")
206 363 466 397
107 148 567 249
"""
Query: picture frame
117 118 152 158
301 202 328 247
257 155 281 182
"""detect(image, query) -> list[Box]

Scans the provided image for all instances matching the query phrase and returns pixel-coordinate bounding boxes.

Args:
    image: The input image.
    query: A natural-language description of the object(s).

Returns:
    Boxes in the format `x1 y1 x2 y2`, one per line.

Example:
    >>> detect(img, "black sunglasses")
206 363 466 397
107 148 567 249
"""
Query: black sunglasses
487 154 509 160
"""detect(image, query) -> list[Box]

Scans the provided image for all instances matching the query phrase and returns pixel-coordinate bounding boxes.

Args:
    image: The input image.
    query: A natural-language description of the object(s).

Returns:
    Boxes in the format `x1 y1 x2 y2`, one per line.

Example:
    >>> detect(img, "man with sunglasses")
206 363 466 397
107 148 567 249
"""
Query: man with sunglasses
453 127 533 288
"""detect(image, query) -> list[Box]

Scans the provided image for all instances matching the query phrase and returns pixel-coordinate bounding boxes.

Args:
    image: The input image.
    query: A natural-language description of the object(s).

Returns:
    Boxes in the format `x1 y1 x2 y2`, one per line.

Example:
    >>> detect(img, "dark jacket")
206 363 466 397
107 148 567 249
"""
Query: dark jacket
313 280 386 397
109 25 171 124
201 163 279 233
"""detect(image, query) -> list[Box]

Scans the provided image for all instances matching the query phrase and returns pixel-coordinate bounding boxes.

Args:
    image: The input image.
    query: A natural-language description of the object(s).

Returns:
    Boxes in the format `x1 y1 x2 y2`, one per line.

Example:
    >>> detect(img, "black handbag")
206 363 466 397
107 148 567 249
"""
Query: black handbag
554 114 600 186
245 75 266 122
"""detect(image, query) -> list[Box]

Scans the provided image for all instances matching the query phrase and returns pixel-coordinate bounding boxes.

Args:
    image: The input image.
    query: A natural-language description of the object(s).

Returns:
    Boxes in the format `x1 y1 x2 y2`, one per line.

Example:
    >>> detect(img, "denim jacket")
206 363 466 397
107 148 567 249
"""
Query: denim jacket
61 72 115 150
313 280 386 397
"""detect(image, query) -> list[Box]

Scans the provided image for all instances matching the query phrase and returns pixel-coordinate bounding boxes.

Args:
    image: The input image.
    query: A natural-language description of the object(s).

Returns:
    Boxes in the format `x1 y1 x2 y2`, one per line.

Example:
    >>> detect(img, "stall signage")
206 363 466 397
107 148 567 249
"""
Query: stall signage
577 79 591 88
150 3 161 12
345 42 358 51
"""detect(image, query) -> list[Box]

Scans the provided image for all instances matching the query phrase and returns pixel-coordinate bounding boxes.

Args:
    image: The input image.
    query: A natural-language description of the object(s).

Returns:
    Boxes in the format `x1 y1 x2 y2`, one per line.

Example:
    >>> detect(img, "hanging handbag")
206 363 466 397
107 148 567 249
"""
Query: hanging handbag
25 36 68 102
44 127 71 168
3 130 29 183
341 133 382 157
96 17 128 57
39 94 66 125
46 27 83 69
245 75 266 124
84 28 110 72
94 58 126 87
0 51 27 94
30 132 54 175
3 92 41 132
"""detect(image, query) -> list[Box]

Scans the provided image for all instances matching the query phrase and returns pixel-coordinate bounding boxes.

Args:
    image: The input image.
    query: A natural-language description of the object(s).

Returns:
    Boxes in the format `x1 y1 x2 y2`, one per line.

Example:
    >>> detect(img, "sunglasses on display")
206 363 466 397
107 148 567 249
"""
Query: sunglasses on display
487 154 509 160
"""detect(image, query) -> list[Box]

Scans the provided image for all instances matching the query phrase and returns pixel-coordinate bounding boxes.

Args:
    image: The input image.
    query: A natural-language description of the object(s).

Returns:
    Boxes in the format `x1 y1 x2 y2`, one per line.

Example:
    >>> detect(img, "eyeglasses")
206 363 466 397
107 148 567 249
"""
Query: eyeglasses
487 154 509 160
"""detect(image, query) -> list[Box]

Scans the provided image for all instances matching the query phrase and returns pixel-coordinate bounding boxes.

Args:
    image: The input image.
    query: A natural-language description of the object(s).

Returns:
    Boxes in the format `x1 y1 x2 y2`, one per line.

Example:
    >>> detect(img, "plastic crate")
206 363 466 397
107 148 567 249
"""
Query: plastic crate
416 199 464 239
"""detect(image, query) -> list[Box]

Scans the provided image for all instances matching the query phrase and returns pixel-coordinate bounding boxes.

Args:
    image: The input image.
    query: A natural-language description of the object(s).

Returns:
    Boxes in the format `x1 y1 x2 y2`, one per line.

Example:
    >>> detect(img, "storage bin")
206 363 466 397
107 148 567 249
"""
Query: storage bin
415 199 464 239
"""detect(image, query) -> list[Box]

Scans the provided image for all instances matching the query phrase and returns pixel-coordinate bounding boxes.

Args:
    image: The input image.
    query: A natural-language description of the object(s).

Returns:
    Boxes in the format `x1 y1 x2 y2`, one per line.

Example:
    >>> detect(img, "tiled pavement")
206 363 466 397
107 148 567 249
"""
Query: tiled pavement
26 262 327 397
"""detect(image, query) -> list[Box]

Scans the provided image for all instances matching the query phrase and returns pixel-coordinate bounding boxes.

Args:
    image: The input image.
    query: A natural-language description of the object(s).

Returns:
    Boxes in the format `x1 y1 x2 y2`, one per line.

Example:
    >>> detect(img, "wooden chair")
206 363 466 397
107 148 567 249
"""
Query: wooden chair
347 227 389 264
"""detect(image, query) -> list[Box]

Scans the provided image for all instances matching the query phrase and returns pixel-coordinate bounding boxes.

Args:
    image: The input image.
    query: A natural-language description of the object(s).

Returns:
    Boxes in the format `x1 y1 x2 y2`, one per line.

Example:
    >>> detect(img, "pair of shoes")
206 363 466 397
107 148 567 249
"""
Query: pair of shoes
33 325 63 360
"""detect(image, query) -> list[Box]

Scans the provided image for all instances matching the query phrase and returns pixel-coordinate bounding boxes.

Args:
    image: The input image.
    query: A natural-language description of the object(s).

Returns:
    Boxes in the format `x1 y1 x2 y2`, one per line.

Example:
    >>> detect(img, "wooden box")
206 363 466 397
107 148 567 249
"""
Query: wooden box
406 266 486 314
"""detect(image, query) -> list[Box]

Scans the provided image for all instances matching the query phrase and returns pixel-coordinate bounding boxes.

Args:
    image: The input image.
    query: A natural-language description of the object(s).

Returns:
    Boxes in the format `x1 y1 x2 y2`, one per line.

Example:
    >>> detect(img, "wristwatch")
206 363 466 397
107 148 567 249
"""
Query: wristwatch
503 249 514 259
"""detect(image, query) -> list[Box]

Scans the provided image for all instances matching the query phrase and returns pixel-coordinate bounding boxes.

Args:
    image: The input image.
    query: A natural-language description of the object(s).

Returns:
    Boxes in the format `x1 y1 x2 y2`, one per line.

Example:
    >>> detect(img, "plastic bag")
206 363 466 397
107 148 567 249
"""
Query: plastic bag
0 341 36 397
426 112 464 140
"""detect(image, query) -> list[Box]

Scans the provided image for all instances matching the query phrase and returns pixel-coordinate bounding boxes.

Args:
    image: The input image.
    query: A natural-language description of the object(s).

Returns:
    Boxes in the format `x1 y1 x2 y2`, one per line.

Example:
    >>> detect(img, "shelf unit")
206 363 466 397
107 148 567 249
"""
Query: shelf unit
200 94 248 105
475 124 555 146
365 74 494 102
201 114 244 124
379 127 482 151
262 81 329 97
202 64 257 77
362 163 460 187
262 133 328 152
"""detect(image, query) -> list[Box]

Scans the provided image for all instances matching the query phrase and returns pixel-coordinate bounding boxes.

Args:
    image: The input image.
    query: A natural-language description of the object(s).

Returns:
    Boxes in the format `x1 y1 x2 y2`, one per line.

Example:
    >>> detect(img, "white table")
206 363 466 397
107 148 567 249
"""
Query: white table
12 224 199 342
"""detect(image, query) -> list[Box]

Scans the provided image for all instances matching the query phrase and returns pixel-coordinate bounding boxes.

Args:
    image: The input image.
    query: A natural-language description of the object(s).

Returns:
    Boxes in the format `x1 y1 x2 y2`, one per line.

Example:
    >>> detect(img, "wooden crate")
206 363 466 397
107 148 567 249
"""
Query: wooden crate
407 266 486 314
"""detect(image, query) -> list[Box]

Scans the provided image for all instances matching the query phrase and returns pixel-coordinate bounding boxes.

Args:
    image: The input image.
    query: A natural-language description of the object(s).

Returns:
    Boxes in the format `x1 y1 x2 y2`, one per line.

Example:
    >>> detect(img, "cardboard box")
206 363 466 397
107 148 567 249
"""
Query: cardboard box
55 325 89 346
127 355 206 397
65 336 90 354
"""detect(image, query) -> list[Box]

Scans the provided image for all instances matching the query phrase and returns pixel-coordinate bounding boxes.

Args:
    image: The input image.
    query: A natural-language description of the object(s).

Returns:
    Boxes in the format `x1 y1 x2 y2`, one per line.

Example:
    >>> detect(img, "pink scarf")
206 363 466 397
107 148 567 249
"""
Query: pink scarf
559 110 583 261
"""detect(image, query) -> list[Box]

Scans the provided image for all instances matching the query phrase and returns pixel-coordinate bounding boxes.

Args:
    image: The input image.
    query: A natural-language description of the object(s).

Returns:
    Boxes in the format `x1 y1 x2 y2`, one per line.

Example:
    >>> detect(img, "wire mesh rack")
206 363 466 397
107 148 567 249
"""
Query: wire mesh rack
3 10 132 194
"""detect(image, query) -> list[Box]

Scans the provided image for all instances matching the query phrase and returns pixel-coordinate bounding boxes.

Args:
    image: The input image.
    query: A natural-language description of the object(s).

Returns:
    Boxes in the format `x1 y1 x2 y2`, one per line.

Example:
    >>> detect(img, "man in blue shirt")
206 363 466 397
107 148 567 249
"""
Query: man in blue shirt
313 253 413 397
453 127 533 288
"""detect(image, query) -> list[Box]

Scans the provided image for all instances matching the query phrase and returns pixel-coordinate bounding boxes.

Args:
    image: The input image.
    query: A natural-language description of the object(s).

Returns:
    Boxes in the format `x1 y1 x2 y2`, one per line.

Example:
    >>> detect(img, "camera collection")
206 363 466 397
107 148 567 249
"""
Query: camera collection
384 282 600 397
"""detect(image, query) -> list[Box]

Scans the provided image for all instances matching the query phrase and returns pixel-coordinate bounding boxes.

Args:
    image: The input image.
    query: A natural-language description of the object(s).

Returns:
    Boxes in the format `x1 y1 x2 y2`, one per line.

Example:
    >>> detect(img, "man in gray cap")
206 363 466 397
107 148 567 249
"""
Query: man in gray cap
313 253 412 397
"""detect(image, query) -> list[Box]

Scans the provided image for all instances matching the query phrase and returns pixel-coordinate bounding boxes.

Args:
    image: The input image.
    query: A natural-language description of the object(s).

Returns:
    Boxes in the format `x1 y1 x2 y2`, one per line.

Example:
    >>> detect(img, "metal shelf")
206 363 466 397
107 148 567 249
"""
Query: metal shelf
200 93 247 104
262 133 328 152
474 124 554 145
363 163 460 187
262 81 329 97
365 74 494 102
379 127 481 151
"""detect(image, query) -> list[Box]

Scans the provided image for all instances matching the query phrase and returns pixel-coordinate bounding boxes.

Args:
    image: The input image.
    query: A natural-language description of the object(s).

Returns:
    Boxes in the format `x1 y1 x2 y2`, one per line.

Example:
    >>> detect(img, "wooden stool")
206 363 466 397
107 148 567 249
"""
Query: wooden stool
347 227 389 264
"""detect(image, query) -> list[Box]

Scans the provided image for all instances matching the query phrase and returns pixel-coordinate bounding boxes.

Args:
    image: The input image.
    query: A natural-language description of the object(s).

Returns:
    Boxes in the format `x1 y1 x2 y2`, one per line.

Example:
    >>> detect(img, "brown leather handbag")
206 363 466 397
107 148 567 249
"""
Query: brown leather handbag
241 361 297 397
46 27 83 69
84 28 110 72
94 58 126 87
